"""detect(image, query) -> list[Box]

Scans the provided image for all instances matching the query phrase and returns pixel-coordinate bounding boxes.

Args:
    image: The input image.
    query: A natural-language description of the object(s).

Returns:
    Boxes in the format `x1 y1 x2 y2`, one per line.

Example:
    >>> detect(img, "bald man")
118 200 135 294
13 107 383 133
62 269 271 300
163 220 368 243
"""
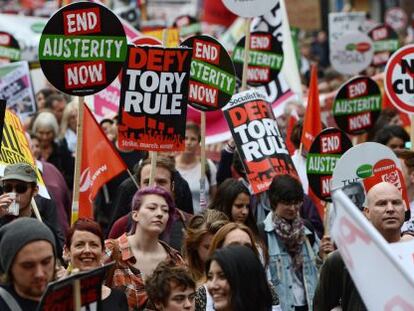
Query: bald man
313 182 406 311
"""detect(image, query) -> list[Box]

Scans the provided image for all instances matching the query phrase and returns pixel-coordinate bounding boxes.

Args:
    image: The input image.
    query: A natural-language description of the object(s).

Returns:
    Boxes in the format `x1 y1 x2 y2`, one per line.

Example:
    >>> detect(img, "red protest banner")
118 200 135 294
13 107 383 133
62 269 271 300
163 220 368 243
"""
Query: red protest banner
118 45 192 151
223 89 298 193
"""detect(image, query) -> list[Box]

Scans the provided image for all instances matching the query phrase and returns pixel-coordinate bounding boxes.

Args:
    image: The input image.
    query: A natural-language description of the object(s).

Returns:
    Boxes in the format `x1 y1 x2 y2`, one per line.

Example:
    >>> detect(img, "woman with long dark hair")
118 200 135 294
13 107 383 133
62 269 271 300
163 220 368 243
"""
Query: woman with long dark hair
208 178 258 236
206 245 273 311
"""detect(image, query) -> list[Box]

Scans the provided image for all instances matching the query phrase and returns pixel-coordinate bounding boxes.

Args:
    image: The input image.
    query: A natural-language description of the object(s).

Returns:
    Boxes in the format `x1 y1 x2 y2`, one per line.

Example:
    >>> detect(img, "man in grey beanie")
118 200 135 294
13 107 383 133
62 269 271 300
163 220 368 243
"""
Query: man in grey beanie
0 218 56 311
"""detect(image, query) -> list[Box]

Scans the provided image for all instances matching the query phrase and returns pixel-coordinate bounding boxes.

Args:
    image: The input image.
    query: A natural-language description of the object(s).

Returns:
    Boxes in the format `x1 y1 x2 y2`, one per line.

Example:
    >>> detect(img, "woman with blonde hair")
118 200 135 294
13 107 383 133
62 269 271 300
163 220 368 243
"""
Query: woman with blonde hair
207 222 262 261
58 101 78 155
182 209 228 285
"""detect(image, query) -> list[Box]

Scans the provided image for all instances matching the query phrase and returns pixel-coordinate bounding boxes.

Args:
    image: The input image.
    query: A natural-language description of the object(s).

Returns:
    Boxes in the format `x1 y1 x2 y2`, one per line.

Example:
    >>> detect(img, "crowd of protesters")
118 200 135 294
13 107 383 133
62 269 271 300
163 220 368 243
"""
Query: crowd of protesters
1 0 414 310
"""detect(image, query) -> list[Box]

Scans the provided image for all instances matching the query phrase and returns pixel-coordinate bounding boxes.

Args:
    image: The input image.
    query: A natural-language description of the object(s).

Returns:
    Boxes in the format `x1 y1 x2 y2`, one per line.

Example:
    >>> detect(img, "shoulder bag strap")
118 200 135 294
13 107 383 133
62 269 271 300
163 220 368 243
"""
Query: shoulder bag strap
0 287 22 311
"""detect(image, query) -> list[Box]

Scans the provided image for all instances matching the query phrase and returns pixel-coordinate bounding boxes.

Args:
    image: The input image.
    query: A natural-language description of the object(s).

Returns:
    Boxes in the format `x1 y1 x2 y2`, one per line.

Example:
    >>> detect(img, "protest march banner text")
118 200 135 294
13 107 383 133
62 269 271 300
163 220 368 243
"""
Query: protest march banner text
306 127 352 201
181 35 235 111
223 89 298 194
118 45 192 152
333 76 382 135
39 1 127 96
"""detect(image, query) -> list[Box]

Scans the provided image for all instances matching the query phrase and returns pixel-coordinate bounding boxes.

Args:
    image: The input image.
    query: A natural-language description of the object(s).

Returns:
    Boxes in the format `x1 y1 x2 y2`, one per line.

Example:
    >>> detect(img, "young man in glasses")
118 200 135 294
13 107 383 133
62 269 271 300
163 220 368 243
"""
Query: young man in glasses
0 163 64 255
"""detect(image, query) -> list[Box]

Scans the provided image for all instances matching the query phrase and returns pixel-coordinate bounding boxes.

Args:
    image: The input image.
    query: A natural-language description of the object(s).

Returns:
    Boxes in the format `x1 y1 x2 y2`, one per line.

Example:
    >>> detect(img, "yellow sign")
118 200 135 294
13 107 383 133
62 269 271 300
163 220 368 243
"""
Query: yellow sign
0 110 49 198
142 28 179 47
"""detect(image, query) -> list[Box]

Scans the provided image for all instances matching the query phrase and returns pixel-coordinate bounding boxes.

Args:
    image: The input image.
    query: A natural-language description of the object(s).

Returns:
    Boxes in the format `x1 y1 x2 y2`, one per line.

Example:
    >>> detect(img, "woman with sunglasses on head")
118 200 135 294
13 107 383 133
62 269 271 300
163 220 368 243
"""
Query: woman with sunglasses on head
206 245 273 311
105 186 184 310
64 218 128 310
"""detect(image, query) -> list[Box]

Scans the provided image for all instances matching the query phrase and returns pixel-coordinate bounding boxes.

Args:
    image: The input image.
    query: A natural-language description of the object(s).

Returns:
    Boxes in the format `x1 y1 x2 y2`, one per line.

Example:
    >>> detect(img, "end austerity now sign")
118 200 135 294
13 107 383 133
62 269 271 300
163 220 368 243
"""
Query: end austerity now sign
39 2 127 96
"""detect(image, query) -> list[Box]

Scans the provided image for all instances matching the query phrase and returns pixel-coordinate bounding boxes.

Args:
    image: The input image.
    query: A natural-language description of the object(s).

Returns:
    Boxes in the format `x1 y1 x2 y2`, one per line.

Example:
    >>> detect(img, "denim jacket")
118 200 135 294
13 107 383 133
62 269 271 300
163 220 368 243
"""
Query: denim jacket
264 212 321 311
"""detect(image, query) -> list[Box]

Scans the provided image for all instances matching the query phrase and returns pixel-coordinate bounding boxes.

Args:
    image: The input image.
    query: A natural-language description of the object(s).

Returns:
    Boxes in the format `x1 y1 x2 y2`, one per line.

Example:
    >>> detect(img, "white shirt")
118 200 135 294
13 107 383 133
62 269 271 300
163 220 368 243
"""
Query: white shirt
177 159 217 214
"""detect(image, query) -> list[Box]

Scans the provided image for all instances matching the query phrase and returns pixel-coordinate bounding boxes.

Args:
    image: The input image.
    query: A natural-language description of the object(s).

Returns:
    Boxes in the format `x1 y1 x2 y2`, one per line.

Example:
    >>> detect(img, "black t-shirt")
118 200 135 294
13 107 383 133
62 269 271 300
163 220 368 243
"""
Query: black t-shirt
0 285 39 311
102 288 128 311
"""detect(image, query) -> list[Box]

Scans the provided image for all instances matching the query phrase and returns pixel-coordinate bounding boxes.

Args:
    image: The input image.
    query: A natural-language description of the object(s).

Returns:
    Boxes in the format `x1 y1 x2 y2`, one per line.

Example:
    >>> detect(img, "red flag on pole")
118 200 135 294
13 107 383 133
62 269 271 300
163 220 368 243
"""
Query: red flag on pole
78 104 127 219
300 65 324 219
286 110 299 156
301 65 322 152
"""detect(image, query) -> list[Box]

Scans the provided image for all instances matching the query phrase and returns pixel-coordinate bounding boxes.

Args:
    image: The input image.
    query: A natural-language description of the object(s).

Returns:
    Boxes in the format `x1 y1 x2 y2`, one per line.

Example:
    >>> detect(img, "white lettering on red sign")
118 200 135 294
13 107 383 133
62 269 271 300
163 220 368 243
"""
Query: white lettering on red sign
348 112 371 132
347 80 368 98
320 133 342 153
250 34 271 50
0 34 10 45
372 27 388 41
63 7 101 35
321 176 332 196
64 61 106 89
193 39 220 65
247 66 269 82
189 81 218 107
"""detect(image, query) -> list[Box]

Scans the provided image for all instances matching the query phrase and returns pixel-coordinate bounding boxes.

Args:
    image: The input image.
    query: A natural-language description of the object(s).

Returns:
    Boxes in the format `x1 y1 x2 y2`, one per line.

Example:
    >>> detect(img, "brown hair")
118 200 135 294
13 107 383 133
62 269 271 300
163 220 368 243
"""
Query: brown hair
182 209 229 282
208 222 268 267
136 156 176 185
186 122 201 142
395 149 414 175
146 262 195 307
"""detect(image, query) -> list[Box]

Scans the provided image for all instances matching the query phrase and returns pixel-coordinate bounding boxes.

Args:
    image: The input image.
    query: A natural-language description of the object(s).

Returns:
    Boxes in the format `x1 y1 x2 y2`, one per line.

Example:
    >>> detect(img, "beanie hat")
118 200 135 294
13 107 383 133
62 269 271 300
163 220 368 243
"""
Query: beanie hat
0 218 56 275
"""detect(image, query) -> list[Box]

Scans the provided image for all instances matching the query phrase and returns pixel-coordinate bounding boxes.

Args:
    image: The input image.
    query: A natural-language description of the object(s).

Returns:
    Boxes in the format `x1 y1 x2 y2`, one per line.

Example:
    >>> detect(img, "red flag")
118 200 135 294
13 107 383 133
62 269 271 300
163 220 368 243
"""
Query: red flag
301 65 322 152
286 110 299 156
78 104 127 219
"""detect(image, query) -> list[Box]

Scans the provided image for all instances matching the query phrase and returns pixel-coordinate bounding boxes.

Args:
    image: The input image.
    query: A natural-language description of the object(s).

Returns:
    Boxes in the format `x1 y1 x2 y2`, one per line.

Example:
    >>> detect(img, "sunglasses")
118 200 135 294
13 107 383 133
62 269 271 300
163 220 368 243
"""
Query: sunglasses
3 183 29 194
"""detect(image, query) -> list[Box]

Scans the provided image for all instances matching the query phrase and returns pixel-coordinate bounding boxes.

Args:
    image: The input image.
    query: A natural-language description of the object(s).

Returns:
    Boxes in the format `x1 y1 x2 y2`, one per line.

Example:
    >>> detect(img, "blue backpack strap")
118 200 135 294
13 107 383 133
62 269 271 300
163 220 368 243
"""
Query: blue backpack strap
0 287 22 311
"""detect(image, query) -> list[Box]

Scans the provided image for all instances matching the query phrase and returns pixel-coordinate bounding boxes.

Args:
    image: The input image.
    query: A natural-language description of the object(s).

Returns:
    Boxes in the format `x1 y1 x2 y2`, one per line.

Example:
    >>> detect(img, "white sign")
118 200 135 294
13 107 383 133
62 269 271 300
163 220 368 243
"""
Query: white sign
331 189 414 310
385 7 407 32
331 142 400 190
329 12 366 51
222 0 278 18
330 31 374 75
384 44 414 115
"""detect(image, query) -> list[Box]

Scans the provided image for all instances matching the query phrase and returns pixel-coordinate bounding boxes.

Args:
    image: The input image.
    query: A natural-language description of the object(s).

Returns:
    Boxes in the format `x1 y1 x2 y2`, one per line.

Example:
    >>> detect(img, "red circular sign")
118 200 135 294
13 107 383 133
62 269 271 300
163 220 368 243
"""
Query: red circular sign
384 44 414 114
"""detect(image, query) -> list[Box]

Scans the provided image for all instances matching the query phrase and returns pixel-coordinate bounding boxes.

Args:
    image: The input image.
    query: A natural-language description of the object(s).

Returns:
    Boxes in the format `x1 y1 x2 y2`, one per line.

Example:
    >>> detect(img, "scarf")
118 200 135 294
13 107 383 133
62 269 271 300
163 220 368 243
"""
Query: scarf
272 212 305 271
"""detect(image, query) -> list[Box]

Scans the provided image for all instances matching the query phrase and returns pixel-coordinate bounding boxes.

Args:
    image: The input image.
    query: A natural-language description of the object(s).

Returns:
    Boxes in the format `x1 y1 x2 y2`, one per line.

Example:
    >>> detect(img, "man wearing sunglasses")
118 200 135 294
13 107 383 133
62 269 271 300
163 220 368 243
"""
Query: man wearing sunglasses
0 163 64 256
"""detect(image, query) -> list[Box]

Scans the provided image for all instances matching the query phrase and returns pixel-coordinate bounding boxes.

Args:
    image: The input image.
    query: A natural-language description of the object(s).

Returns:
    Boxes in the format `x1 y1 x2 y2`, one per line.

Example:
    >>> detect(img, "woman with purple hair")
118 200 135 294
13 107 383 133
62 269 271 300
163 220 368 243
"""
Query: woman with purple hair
105 186 184 310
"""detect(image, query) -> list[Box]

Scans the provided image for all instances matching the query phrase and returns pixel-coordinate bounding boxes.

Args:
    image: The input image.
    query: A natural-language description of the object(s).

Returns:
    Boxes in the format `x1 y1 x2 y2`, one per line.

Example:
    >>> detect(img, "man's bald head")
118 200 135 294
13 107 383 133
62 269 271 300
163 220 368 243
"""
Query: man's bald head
366 182 401 207
364 182 405 243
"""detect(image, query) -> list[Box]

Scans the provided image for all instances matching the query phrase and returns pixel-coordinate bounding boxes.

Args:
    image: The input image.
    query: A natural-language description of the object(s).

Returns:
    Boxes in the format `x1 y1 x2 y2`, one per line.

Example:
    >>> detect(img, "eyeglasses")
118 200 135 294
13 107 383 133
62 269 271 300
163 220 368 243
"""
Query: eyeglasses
279 201 303 208
3 183 29 194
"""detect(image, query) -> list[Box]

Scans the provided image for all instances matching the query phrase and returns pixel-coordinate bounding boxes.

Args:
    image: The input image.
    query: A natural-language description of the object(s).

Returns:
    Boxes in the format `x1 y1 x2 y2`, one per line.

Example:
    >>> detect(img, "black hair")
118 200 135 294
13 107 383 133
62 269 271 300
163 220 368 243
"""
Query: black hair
267 174 304 209
208 178 258 235
206 245 272 311
373 125 409 146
